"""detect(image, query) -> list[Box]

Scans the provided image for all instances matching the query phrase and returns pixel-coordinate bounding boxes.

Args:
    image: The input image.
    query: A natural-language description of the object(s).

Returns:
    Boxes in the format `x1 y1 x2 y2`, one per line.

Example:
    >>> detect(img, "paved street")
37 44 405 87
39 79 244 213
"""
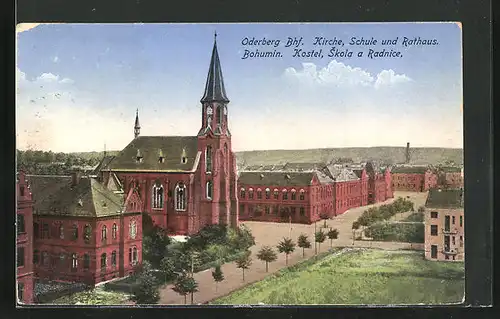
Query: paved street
157 191 428 305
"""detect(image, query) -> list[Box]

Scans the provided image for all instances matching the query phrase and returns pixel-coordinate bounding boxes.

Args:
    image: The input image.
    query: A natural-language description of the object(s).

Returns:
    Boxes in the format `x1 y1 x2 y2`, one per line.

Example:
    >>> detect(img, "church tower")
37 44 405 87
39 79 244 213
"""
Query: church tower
134 109 141 139
197 33 238 230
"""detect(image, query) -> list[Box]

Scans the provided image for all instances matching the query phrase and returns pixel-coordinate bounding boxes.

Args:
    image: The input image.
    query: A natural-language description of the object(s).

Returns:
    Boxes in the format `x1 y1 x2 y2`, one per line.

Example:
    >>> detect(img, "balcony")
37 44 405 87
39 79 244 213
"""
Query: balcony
442 248 459 255
442 228 459 235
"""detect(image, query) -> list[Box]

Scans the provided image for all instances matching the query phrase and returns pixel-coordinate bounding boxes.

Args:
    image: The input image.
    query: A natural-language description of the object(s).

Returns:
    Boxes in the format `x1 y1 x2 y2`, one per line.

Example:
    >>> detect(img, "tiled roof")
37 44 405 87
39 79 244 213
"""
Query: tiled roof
200 36 229 103
391 166 429 174
107 136 200 172
425 188 464 209
238 171 315 187
27 175 125 217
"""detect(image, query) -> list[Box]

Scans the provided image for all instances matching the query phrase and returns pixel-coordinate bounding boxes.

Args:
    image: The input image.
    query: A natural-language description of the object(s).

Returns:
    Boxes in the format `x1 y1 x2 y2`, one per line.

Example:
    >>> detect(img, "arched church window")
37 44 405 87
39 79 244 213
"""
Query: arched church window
152 183 164 209
299 189 305 201
216 105 222 124
129 220 137 239
282 189 288 200
273 189 279 200
83 224 92 244
206 146 212 172
132 247 138 264
291 189 297 200
257 188 262 199
248 188 254 199
101 225 107 242
240 188 245 199
71 253 78 271
175 183 187 211
265 188 270 199
112 223 118 239
206 181 213 200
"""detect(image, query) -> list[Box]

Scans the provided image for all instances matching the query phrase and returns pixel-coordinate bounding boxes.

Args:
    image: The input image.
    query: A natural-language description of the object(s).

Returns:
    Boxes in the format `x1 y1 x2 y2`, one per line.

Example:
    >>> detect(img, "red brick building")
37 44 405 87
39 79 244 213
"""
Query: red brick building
238 161 392 224
28 172 143 286
17 171 34 304
391 166 437 192
97 35 239 235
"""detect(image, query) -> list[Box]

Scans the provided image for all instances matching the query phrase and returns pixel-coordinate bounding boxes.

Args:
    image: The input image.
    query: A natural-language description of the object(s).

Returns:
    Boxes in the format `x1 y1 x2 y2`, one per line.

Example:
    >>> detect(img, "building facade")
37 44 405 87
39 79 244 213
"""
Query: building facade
424 188 464 262
391 166 436 192
98 35 239 235
238 162 392 224
28 172 143 286
17 171 34 304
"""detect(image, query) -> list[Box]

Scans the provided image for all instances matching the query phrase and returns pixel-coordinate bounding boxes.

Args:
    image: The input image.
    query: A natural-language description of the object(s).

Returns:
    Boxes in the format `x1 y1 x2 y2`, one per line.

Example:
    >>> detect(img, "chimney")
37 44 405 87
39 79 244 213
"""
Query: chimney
405 142 410 164
71 170 81 186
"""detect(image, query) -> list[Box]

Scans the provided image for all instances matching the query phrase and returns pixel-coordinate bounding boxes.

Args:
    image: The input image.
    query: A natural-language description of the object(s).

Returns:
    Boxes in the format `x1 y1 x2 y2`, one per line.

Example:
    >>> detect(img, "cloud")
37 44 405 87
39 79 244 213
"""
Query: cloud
53 56 59 63
374 69 412 89
284 60 411 89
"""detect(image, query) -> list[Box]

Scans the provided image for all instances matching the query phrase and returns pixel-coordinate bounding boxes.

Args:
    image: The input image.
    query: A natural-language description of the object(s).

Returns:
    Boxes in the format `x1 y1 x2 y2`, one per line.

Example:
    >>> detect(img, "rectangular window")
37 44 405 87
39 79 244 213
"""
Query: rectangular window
112 251 117 267
257 191 262 200
430 211 438 218
129 248 132 264
460 216 463 227
283 192 288 200
42 223 49 239
452 236 456 245
17 214 25 235
83 254 90 270
33 250 39 264
273 206 278 215
300 207 305 217
20 186 25 197
265 206 270 215
452 216 456 224
239 204 245 215
460 236 463 247
290 207 296 215
430 225 438 236
431 245 438 259
17 283 24 302
34 223 39 239
17 247 25 267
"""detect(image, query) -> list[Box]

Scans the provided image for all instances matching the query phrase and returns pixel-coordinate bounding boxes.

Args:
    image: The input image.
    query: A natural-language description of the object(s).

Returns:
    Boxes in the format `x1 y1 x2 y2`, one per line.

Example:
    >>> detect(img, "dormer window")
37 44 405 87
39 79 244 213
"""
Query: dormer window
181 148 188 164
78 199 83 207
136 149 143 163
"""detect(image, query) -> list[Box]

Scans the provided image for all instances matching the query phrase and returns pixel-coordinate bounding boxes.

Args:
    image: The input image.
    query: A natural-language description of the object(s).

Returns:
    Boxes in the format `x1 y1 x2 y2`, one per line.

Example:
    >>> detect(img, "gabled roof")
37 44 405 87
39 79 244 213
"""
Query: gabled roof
27 175 126 217
107 136 200 172
238 171 315 187
425 188 464 209
92 155 116 175
200 35 229 103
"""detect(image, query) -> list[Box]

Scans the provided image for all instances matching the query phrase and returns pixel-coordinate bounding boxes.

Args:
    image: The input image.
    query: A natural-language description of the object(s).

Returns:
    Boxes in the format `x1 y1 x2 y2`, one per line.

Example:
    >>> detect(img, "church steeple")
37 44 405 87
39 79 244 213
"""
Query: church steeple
201 32 229 104
134 109 141 139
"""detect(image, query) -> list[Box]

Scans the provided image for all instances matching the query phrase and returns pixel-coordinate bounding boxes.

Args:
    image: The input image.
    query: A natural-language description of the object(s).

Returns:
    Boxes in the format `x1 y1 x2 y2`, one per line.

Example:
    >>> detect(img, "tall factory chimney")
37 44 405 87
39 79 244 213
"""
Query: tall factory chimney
405 142 410 164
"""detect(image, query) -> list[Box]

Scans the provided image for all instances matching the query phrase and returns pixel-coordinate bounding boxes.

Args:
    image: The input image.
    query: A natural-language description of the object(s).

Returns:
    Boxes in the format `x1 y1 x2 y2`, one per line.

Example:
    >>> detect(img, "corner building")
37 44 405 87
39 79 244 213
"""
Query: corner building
98 35 239 235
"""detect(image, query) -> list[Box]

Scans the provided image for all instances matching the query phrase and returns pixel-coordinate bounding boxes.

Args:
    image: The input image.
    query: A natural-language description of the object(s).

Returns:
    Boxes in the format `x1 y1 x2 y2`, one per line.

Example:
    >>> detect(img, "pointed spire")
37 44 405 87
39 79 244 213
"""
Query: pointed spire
201 33 229 103
134 109 141 139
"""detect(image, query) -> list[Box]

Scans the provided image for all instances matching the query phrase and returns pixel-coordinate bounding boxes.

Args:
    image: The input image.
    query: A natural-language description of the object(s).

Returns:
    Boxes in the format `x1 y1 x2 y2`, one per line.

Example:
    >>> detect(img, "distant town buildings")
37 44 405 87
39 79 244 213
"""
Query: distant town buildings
238 161 393 224
424 188 464 262
17 171 35 303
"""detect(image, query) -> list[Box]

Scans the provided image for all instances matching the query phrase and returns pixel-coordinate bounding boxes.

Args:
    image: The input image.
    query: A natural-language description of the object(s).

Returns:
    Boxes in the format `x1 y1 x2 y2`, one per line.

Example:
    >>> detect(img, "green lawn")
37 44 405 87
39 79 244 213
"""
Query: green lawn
51 287 130 305
211 249 464 305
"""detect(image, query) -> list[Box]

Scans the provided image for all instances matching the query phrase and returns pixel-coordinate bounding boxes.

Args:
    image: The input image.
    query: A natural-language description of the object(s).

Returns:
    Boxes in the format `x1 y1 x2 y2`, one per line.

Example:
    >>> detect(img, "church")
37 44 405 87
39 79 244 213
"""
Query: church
98 34 239 235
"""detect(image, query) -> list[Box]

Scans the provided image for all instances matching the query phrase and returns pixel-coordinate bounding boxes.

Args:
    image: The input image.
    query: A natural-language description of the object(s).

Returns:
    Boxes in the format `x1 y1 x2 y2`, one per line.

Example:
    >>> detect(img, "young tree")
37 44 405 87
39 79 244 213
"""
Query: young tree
172 274 190 304
159 256 177 285
184 276 199 304
277 237 296 265
297 233 311 258
256 245 278 272
235 250 252 282
130 267 160 304
327 228 339 248
211 264 225 292
315 230 327 253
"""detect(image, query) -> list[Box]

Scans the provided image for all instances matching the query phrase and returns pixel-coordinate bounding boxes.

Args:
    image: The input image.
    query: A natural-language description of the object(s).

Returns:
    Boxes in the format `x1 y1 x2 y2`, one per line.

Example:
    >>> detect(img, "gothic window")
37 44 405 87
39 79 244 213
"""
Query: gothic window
206 181 213 200
299 189 305 200
72 224 78 241
59 224 64 239
152 184 164 209
265 188 270 199
101 225 107 242
175 183 187 211
111 251 117 267
101 253 107 271
257 188 262 199
240 188 246 199
130 220 137 239
83 254 90 270
71 253 78 272
83 224 92 244
273 189 279 200
17 214 25 234
282 189 288 200
291 189 297 200
206 146 212 172
248 188 254 199
132 247 138 264
112 223 118 239
216 105 222 124
42 223 49 239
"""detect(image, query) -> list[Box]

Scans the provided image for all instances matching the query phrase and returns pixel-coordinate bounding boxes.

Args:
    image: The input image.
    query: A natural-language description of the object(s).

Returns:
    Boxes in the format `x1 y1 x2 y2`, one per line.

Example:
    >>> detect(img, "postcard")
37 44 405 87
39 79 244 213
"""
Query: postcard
16 22 464 306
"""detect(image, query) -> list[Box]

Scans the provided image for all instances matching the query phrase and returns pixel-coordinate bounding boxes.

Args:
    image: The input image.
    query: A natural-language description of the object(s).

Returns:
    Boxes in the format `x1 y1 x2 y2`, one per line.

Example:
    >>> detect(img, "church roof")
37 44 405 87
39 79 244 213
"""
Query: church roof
27 175 125 218
238 171 315 187
200 35 229 103
425 188 464 209
134 109 140 128
107 136 201 172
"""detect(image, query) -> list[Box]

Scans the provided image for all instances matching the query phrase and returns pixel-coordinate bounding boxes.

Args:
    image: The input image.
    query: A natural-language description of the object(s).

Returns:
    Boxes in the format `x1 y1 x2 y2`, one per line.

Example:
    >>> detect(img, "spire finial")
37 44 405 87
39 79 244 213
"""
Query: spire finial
214 30 217 42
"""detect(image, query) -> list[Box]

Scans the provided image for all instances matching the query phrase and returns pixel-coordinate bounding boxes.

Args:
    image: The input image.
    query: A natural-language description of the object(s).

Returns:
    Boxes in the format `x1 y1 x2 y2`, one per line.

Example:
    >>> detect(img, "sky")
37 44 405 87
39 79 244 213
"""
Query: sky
16 23 463 152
